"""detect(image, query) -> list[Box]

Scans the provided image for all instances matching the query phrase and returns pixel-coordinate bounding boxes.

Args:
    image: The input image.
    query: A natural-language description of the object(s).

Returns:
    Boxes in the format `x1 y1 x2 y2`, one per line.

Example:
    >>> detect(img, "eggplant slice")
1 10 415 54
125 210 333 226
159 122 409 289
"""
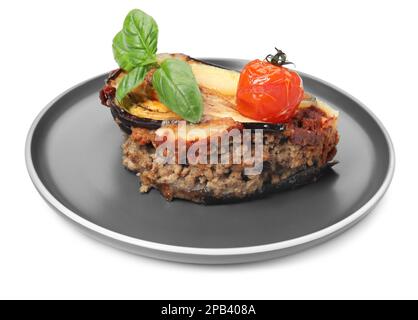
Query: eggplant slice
100 53 336 133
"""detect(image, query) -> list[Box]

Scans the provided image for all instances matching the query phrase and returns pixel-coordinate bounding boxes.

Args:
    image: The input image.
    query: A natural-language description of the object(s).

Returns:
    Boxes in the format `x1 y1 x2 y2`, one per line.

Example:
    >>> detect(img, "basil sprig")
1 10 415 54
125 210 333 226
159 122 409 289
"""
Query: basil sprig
112 9 203 122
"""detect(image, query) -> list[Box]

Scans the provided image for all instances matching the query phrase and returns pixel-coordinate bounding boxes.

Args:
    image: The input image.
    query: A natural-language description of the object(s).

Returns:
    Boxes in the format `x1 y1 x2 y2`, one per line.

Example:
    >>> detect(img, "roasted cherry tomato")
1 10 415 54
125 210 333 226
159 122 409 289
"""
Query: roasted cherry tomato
236 51 304 123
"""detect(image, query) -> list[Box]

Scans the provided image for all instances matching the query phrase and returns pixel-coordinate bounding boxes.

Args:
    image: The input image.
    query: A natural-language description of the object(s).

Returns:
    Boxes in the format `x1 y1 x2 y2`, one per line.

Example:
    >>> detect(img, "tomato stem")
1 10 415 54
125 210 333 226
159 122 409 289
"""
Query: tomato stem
265 48 294 67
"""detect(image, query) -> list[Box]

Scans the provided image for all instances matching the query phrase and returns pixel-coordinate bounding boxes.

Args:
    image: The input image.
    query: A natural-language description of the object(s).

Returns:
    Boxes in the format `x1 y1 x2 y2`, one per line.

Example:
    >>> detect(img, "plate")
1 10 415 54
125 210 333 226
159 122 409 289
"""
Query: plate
25 58 395 264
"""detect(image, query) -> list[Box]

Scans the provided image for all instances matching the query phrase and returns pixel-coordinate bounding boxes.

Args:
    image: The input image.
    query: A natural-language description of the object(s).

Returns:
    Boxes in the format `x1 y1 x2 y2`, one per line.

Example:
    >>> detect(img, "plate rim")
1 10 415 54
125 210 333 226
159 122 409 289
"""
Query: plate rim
25 60 395 258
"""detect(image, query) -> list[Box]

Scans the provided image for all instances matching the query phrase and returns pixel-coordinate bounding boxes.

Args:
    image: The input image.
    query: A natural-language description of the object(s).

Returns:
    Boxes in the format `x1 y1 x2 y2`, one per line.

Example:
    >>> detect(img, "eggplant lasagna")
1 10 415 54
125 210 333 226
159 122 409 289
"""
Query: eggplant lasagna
100 53 339 204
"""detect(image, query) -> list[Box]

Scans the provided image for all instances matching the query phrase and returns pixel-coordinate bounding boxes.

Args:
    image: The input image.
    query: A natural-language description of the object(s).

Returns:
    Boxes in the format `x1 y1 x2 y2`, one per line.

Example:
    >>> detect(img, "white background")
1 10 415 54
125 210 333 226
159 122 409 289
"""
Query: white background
0 0 417 300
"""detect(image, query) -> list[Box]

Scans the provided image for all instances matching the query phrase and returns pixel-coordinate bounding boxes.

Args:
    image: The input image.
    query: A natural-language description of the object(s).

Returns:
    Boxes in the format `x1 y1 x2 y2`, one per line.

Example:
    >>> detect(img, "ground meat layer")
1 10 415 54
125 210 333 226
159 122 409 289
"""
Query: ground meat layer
121 107 339 204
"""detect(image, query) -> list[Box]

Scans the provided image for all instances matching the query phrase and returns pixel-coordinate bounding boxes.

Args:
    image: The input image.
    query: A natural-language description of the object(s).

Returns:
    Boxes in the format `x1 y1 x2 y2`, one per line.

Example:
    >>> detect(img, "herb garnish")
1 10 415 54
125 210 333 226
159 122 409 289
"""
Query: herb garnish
112 9 203 123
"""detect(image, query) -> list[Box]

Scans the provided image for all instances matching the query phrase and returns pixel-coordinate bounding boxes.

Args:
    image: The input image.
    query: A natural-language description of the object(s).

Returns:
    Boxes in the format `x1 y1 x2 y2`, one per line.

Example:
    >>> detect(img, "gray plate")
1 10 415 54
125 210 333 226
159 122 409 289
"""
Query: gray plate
25 58 395 264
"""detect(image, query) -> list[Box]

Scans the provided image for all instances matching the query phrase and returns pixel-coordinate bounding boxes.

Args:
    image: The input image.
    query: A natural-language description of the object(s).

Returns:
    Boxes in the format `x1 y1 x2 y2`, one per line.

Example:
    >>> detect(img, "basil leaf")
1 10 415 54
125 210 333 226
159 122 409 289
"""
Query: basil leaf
116 65 149 103
112 9 158 71
152 59 203 123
